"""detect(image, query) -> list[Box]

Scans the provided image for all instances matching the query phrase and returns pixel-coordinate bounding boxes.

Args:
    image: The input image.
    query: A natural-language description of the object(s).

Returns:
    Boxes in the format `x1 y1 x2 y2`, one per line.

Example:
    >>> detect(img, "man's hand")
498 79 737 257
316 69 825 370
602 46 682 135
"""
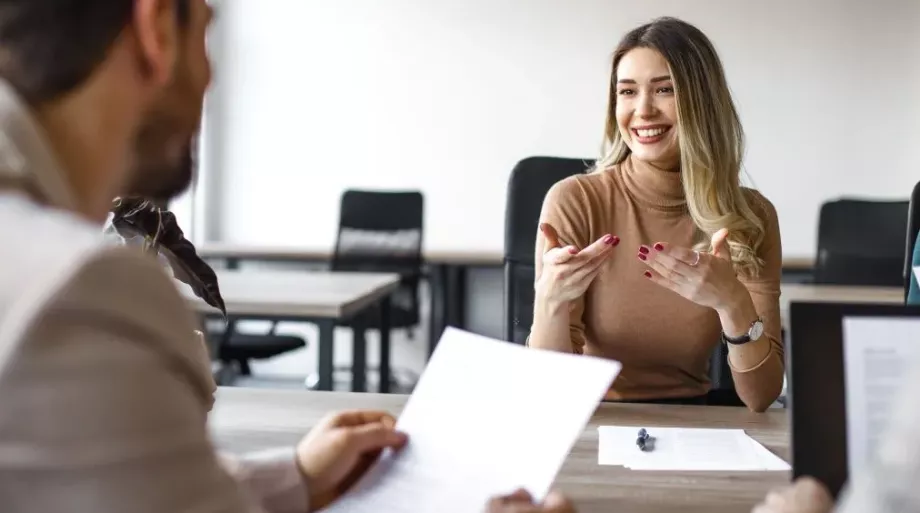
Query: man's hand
753 477 834 513
296 410 408 510
486 489 576 513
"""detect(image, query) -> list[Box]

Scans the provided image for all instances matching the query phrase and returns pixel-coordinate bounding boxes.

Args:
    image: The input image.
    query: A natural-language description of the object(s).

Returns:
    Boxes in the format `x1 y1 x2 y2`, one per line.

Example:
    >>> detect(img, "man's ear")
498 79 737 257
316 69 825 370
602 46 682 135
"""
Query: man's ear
132 0 180 87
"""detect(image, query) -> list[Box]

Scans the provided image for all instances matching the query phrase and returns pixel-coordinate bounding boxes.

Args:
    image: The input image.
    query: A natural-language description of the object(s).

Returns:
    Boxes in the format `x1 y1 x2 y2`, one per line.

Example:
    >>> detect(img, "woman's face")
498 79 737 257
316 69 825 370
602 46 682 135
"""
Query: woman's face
614 47 680 169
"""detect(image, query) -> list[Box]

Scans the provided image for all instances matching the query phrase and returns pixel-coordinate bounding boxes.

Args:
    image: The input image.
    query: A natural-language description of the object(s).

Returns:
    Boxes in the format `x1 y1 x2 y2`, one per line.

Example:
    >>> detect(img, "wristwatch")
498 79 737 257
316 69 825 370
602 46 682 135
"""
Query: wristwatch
721 317 764 345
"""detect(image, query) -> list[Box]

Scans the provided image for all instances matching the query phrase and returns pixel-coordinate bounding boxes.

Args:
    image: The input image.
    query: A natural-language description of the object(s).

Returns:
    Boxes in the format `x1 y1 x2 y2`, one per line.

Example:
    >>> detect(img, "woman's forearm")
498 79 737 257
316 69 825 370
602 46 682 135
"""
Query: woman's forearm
717 285 784 411
716 285 771 368
528 293 575 353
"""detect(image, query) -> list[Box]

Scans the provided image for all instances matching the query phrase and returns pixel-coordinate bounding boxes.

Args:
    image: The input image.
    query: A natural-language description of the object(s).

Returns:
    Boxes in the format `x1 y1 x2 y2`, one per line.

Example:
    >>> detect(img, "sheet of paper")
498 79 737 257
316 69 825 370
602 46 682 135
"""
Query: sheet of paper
324 327 621 513
598 426 789 471
842 317 920 477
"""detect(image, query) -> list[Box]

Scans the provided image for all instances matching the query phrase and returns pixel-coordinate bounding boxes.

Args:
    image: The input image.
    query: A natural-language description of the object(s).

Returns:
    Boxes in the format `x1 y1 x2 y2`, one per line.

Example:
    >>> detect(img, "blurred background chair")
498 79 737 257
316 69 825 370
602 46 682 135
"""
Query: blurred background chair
310 189 425 391
216 328 306 378
813 198 908 287
503 156 593 344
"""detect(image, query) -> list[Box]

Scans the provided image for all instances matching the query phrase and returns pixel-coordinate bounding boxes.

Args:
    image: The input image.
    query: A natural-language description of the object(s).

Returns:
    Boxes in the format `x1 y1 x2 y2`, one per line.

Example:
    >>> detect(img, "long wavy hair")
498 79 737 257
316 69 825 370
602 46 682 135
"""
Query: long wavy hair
596 17 766 277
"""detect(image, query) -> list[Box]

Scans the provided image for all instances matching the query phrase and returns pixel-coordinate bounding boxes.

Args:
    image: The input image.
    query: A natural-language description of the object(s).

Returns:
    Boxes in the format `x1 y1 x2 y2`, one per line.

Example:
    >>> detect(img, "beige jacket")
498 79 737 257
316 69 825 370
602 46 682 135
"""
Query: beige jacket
0 81 308 512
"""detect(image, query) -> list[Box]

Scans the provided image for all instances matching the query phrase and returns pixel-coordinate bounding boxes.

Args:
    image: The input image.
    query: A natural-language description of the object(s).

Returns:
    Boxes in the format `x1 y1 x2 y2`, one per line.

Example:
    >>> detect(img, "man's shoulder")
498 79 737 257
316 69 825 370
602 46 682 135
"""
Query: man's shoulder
0 193 214 403
0 192 199 324
0 193 107 318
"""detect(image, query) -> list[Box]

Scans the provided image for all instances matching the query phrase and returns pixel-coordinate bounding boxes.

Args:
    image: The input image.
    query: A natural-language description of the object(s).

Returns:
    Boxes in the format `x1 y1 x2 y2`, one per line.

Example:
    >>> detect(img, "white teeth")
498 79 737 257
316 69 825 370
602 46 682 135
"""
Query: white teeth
636 128 667 137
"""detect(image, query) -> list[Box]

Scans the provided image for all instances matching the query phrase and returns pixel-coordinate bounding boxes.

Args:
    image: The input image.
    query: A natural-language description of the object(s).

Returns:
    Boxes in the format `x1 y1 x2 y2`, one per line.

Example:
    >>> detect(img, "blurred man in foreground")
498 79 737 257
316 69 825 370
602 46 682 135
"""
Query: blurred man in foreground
0 1 574 511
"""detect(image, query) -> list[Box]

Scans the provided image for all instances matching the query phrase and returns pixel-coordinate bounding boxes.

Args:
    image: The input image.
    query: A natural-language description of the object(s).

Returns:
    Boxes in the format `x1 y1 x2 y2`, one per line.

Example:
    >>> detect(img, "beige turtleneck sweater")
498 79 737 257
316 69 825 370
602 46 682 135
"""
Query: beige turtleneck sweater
533 157 784 410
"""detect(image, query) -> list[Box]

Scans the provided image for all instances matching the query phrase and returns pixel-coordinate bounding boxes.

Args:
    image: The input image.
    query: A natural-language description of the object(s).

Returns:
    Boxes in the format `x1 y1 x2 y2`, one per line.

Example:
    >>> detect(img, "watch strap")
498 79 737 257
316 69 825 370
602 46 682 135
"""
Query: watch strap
721 317 763 345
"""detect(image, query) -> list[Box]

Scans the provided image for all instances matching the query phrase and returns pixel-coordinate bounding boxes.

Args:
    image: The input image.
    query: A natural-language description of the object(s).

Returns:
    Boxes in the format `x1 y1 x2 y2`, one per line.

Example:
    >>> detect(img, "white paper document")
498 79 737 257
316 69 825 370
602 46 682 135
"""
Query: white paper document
323 327 622 513
597 426 789 471
842 317 920 476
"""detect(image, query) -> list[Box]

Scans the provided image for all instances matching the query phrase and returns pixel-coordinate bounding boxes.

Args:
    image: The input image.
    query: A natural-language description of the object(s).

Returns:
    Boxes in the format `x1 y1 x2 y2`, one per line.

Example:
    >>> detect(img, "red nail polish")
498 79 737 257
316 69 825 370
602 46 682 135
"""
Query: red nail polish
638 245 650 255
654 243 665 251
637 253 647 261
611 236 620 246
603 234 614 245
644 271 652 278
568 247 578 255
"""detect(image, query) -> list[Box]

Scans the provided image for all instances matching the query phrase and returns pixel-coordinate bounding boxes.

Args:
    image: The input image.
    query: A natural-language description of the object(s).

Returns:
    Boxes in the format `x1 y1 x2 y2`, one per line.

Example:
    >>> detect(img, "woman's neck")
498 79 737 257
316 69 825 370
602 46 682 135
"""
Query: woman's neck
621 155 686 212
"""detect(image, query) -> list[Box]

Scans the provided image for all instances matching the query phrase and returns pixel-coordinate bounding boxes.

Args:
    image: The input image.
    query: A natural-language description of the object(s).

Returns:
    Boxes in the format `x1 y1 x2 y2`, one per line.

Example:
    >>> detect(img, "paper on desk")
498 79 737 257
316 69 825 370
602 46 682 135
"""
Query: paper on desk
323 327 622 513
598 426 789 471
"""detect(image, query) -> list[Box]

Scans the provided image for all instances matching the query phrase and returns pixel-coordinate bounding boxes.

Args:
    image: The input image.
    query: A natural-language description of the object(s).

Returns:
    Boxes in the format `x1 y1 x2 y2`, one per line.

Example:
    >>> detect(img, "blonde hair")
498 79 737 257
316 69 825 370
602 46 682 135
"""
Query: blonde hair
597 17 766 278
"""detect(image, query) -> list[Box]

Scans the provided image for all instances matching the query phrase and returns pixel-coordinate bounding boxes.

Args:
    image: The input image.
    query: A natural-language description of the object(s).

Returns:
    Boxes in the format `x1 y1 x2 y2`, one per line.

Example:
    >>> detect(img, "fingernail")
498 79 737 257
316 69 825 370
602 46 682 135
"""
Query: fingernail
568 247 578 255
638 245 650 254
603 234 614 245
654 243 665 251
644 271 652 278
637 253 647 261
611 236 620 246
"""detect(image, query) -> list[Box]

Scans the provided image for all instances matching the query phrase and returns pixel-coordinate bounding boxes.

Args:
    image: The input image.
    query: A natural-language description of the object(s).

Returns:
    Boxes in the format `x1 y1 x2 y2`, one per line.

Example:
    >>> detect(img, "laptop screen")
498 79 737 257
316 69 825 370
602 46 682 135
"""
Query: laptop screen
788 302 920 498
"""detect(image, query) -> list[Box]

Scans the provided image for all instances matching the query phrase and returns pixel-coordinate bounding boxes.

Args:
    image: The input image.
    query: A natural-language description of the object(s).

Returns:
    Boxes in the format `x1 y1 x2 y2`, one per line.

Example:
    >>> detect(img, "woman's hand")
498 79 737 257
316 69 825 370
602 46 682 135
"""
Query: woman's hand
637 228 749 312
752 477 834 513
536 223 618 307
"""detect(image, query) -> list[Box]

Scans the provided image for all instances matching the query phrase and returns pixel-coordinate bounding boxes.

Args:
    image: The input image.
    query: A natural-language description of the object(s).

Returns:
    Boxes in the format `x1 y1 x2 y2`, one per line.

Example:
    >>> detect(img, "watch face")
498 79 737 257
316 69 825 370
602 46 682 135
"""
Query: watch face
750 320 764 341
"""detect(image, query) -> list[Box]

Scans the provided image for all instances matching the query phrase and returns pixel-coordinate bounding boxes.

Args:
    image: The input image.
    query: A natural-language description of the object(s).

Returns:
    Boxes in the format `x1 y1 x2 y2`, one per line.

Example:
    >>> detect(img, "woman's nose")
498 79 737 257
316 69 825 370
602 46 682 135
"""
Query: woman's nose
636 93 658 118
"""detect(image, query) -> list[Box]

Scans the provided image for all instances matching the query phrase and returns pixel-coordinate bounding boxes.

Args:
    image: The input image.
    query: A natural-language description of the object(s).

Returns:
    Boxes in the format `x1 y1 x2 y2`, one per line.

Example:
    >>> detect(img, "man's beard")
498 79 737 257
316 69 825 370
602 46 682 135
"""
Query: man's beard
126 59 201 204
126 123 197 204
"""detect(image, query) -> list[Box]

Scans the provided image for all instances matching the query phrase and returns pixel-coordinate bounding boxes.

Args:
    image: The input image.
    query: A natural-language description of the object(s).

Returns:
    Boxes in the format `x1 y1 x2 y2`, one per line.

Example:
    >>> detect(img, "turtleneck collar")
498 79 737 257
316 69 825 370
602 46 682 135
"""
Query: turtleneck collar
619 154 686 214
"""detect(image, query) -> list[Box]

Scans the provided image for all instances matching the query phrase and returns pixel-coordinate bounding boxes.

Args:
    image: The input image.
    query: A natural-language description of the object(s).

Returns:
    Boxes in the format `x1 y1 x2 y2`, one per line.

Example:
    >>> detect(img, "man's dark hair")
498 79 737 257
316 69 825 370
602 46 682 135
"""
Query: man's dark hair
0 0 190 105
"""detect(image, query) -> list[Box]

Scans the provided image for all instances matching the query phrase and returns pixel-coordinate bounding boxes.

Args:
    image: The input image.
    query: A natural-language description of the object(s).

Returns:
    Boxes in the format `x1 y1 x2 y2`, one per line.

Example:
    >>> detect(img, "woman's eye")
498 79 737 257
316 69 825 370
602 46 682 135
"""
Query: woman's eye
657 86 674 94
617 89 635 96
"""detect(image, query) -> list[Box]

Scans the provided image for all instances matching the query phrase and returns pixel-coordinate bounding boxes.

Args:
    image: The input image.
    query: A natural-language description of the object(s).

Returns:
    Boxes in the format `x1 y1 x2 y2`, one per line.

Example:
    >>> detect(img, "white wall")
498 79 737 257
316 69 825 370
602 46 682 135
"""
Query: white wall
204 0 920 258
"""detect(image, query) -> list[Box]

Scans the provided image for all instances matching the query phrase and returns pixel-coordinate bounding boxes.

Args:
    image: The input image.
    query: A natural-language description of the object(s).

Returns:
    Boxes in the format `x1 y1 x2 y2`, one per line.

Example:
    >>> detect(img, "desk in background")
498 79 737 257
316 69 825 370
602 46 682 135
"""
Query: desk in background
197 243 824 349
196 243 499 355
185 269 400 392
210 387 789 513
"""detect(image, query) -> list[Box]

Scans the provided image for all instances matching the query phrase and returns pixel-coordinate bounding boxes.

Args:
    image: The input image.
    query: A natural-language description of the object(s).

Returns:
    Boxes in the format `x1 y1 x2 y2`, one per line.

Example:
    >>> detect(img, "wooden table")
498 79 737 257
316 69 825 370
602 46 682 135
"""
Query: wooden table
210 388 789 513
197 244 506 354
185 270 400 392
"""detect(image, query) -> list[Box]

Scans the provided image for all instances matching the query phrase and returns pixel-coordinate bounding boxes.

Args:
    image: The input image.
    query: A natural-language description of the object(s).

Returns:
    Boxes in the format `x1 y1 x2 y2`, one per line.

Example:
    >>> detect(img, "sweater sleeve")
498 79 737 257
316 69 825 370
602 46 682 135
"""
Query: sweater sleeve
728 192 786 411
531 176 594 354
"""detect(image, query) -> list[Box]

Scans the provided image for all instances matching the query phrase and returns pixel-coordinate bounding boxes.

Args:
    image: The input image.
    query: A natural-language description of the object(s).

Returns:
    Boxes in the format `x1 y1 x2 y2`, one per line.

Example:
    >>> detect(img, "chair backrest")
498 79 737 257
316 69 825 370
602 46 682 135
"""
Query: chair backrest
814 198 908 287
904 182 920 301
332 189 424 325
503 157 593 344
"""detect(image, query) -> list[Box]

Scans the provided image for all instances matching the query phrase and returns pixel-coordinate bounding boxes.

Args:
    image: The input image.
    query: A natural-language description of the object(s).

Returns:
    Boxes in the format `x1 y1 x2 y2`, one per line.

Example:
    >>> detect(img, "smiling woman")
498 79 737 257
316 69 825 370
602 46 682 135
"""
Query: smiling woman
528 17 784 412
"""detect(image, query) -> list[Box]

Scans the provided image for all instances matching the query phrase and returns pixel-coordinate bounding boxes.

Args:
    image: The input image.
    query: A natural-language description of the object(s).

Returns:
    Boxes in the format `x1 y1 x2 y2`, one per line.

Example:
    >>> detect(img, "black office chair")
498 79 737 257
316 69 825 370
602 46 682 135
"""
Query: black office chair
328 189 425 390
216 331 306 377
813 198 909 287
332 189 424 325
502 156 744 406
503 156 594 344
904 182 920 300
